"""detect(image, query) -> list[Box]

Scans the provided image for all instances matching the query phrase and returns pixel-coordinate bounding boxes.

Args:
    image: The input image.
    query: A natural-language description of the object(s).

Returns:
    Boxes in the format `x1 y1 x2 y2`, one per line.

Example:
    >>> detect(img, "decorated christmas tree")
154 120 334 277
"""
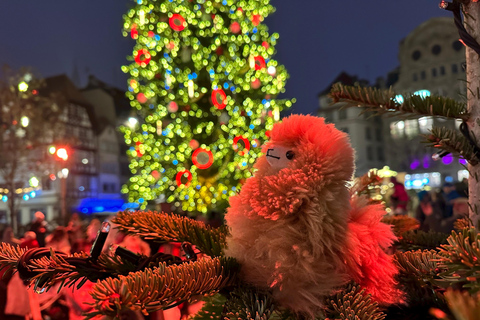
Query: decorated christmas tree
121 0 294 214
5 1 480 320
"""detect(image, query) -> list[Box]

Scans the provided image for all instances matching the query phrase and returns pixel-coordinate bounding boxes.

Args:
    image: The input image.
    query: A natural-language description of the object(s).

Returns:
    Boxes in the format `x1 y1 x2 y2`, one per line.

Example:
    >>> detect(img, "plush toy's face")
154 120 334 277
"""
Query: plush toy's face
265 145 295 171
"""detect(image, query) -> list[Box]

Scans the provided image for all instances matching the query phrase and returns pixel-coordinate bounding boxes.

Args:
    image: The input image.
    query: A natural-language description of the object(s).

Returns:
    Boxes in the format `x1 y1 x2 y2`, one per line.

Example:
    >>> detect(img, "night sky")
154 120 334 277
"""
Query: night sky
0 1 450 115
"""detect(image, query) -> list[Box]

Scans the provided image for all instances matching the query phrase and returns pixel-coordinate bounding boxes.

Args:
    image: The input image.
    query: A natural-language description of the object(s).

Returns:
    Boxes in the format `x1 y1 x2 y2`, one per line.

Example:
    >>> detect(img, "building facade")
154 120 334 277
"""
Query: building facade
318 17 468 189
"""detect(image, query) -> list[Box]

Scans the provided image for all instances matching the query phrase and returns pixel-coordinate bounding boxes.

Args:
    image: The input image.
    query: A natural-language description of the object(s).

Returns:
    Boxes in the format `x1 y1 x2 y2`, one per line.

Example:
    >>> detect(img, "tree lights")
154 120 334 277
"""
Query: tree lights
121 0 294 213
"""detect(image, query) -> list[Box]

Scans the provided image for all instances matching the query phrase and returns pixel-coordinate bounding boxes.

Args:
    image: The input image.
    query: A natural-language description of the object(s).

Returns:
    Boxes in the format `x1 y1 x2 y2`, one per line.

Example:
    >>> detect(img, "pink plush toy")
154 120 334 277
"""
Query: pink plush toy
225 115 401 317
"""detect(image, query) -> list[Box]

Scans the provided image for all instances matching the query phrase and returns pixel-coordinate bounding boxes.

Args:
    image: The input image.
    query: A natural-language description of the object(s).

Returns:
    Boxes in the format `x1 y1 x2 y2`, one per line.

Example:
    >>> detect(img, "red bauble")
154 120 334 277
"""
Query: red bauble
148 31 155 38
176 170 192 187
134 49 151 66
189 139 199 150
137 93 148 104
251 78 261 89
230 21 241 34
169 14 186 31
252 14 261 26
167 102 178 113
130 24 138 39
262 41 269 49
152 170 161 180
211 89 227 109
254 56 266 70
233 136 251 156
216 47 224 55
192 148 214 169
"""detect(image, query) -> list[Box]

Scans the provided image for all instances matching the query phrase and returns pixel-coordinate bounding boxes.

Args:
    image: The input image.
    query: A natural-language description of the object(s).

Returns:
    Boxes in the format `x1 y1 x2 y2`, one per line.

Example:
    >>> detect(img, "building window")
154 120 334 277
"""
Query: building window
440 66 445 75
431 44 442 55
365 127 371 140
377 147 385 162
432 68 437 77
339 109 347 120
418 116 433 134
390 121 405 138
367 146 373 161
375 128 382 141
405 119 419 138
413 73 418 82
421 71 426 80
412 50 421 61
452 64 458 74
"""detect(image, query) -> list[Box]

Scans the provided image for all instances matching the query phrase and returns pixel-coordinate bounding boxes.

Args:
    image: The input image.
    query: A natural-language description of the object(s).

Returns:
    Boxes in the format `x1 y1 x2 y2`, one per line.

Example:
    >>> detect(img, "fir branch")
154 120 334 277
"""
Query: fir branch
454 218 472 231
189 294 227 320
426 127 478 165
324 283 386 320
329 83 468 120
398 230 450 251
0 243 27 274
444 290 480 320
382 215 420 238
394 250 442 283
85 257 238 319
223 287 275 320
113 210 228 257
437 228 480 293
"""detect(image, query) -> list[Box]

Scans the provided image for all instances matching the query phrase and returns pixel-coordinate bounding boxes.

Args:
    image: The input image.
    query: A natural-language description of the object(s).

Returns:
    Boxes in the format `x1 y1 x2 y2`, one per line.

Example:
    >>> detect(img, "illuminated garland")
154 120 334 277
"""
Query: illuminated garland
121 0 295 213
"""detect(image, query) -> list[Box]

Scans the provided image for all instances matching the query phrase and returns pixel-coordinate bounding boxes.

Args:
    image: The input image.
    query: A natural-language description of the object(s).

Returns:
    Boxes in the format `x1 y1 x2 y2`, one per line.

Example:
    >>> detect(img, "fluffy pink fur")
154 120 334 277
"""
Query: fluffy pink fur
224 115 400 317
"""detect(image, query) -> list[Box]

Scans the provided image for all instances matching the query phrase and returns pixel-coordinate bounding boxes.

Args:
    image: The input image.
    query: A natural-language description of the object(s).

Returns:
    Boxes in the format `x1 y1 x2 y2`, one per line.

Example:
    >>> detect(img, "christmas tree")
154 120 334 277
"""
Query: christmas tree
5 1 480 320
121 0 294 214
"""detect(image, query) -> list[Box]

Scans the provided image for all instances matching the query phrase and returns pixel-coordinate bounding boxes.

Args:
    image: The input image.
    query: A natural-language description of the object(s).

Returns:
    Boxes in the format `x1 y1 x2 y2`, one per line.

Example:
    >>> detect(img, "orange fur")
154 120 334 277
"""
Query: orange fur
225 115 400 317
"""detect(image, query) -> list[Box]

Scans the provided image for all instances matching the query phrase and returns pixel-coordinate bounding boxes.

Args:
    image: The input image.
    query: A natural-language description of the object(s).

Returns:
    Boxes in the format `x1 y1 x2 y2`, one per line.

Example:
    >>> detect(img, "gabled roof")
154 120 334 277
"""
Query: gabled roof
317 71 369 97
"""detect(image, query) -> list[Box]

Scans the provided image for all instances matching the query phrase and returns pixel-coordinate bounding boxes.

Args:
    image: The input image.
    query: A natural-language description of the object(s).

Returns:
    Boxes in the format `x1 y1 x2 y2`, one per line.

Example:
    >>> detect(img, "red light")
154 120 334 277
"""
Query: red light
233 136 250 156
211 89 227 109
254 56 266 70
192 148 214 169
134 49 151 66
176 170 192 187
169 14 186 31
49 174 56 181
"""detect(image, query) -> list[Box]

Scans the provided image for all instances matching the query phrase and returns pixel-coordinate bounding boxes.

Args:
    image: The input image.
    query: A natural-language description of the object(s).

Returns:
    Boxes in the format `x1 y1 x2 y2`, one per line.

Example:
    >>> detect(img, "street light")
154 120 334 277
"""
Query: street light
50 146 70 225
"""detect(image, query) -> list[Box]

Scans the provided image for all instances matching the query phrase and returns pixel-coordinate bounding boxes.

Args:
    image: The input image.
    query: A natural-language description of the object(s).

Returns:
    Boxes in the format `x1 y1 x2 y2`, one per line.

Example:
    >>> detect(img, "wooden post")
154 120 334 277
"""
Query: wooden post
465 2 480 227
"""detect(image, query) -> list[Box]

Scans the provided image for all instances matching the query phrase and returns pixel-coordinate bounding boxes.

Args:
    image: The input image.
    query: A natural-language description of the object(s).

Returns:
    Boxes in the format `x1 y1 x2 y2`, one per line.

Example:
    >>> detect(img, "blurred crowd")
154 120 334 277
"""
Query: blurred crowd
390 177 469 233
0 212 209 320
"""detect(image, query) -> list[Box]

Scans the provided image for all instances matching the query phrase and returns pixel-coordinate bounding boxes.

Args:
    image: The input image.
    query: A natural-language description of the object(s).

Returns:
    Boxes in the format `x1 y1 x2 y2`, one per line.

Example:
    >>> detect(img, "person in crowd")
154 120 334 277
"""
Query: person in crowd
46 226 71 254
29 211 47 247
440 197 469 233
455 177 469 198
415 190 443 232
390 176 410 215
71 218 101 254
1 226 19 246
20 231 39 249
442 182 461 218
66 213 84 245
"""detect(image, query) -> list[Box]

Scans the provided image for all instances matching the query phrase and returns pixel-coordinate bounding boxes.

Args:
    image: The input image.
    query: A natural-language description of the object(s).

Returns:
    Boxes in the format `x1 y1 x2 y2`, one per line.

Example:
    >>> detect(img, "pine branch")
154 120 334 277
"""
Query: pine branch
113 210 228 257
324 283 386 320
0 243 27 274
398 230 449 251
382 215 420 238
394 250 443 284
223 287 275 320
189 294 227 320
85 257 238 319
426 127 478 165
444 290 480 320
329 83 468 120
437 228 480 293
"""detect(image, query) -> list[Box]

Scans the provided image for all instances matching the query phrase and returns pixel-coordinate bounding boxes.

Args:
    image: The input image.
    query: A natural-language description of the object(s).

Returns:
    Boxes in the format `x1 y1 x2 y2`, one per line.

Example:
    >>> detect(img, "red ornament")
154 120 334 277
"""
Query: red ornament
192 148 214 169
130 24 138 39
254 56 266 70
134 49 151 66
262 41 270 49
152 170 161 180
167 41 175 50
136 141 144 157
148 31 155 38
230 21 241 34
189 139 199 150
211 89 227 109
167 101 178 113
216 47 224 55
176 170 192 187
251 78 261 89
252 14 261 26
137 93 148 104
233 136 251 156
169 14 186 31
32 90 38 95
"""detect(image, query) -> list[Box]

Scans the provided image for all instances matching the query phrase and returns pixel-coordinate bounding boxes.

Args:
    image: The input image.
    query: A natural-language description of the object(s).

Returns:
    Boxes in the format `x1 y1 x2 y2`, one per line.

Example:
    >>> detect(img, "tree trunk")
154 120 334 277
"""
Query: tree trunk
465 2 480 227
8 189 17 236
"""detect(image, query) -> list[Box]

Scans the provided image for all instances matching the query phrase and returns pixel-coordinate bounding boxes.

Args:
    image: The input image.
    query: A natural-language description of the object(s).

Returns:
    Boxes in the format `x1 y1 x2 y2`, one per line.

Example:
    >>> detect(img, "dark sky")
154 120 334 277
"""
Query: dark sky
0 1 450 115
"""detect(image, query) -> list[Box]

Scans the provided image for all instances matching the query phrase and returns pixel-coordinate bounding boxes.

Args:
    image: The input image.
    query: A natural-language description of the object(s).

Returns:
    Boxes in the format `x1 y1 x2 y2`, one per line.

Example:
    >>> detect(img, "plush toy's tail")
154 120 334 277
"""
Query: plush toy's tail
344 195 404 305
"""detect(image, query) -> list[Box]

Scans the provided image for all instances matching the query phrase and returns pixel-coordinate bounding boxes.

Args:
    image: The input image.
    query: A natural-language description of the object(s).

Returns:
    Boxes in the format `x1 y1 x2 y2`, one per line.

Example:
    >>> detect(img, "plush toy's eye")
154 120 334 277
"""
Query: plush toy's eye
286 150 295 160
